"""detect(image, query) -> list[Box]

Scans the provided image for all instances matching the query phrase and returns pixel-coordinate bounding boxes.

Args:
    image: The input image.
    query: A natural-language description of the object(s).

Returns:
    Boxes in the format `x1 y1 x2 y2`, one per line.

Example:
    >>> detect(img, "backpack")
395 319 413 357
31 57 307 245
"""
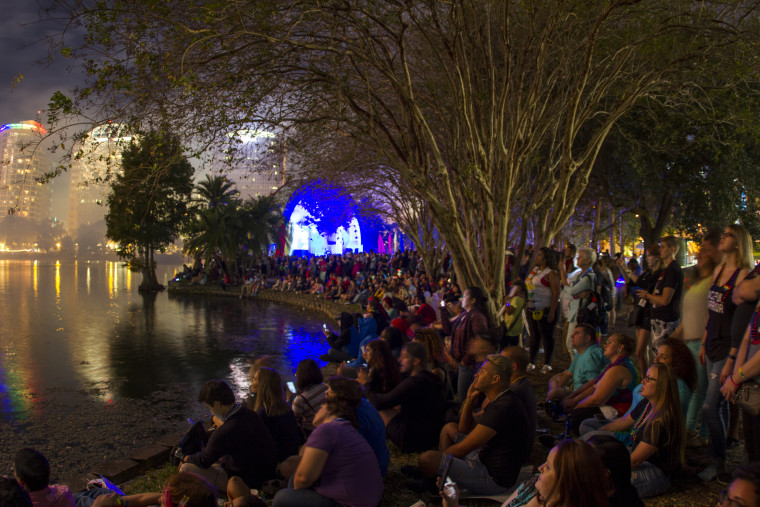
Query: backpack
595 268 614 312
576 272 603 328
170 420 209 465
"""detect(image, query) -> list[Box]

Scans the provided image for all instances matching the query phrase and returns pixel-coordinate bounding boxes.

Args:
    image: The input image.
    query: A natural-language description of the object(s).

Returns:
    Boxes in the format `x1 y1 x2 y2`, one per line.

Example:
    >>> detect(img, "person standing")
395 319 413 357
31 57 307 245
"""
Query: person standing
525 247 561 373
440 286 490 401
620 246 662 373
640 236 684 351
698 225 752 483
560 247 597 361
670 238 717 447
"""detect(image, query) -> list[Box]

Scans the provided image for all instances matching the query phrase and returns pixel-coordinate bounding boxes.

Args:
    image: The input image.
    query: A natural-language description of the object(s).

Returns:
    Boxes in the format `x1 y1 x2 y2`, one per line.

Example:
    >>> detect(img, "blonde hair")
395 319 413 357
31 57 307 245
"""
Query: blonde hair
727 224 755 271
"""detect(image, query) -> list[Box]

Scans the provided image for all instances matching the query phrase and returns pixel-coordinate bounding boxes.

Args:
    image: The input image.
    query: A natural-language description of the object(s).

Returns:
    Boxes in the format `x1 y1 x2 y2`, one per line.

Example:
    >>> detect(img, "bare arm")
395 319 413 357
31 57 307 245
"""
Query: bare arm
600 413 635 432
446 424 498 458
734 275 760 305
293 446 329 489
631 441 658 469
576 367 630 409
562 379 596 411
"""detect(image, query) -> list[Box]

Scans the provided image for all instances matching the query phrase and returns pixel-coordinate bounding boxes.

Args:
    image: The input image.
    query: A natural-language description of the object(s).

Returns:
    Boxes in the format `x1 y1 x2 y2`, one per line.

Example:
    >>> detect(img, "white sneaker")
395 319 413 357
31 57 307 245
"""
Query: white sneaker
527 363 536 373
541 365 553 375
697 463 717 483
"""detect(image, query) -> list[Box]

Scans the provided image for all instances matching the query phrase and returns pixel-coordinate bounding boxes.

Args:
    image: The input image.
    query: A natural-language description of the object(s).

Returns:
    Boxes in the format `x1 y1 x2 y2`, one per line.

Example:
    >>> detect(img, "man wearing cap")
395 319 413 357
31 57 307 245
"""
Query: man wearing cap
418 354 532 495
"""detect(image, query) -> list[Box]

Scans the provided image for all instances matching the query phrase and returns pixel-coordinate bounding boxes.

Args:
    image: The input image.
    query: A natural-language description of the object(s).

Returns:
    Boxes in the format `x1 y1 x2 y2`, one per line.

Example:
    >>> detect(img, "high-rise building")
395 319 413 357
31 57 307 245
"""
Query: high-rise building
67 124 132 235
0 121 52 222
208 129 286 200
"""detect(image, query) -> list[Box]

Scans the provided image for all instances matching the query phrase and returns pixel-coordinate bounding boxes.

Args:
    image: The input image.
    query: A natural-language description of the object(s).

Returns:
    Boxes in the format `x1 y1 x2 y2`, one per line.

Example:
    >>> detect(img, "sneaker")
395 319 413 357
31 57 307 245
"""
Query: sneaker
697 464 717 483
527 363 536 373
541 364 553 375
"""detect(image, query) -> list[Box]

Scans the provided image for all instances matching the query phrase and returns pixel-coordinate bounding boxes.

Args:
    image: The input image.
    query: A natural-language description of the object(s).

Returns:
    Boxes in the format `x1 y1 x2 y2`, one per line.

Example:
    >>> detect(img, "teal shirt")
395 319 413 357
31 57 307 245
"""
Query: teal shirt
568 343 609 391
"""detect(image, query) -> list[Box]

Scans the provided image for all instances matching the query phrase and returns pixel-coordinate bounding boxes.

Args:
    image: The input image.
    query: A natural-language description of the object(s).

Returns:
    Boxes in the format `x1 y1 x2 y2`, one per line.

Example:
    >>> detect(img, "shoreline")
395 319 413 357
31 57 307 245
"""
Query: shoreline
0 289 354 491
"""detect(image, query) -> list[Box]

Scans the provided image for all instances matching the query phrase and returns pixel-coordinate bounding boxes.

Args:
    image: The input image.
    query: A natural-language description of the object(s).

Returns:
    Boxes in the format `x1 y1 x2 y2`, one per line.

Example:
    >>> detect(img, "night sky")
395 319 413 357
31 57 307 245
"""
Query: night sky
2 4 92 223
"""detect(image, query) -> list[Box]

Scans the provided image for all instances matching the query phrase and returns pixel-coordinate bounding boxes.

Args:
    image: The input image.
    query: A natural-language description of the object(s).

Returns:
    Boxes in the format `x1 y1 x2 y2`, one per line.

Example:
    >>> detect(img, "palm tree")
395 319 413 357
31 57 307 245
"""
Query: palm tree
239 195 284 270
194 174 238 209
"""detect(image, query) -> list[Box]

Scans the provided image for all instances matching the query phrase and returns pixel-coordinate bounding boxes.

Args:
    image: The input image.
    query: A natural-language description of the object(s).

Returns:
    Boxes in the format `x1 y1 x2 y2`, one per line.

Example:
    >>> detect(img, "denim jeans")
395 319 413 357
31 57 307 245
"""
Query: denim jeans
436 450 510 496
631 461 671 498
578 416 614 436
703 357 729 460
73 489 112 507
686 339 709 438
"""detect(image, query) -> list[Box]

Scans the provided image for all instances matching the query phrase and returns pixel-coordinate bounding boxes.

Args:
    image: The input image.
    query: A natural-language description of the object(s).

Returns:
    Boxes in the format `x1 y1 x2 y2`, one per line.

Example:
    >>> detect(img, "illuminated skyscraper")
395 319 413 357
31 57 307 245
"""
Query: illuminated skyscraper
0 121 51 222
208 129 286 200
67 125 132 235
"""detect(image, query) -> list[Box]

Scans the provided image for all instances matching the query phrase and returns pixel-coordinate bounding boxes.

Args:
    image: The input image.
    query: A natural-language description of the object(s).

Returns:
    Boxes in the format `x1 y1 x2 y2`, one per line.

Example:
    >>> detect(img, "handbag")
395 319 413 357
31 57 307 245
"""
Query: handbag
735 380 760 416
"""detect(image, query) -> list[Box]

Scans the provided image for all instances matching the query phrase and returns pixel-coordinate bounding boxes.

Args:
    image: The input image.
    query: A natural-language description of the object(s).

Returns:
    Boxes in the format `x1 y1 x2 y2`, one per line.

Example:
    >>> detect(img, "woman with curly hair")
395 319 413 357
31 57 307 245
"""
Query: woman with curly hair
357 339 401 396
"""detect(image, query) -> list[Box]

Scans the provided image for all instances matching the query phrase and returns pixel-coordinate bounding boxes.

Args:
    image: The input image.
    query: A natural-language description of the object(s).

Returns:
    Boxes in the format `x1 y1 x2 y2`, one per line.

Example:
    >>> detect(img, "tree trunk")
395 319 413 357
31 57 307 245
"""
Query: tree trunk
139 246 164 292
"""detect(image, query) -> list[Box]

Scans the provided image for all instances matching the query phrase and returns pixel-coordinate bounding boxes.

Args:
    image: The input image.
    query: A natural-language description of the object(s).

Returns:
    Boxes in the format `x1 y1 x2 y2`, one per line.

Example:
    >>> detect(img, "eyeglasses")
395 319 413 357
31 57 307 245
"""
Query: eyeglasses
722 232 735 239
642 375 658 383
719 489 749 507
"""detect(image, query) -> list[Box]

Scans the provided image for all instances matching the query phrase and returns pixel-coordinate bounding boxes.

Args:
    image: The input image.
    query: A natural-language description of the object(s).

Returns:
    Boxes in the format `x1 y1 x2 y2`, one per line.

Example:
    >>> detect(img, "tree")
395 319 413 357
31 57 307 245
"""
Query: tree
105 131 194 291
183 175 283 277
45 0 760 315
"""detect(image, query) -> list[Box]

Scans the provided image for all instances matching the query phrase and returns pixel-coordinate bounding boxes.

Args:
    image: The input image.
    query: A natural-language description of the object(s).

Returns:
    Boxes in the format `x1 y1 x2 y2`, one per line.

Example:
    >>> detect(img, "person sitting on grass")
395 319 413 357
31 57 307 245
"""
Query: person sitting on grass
0 477 32 507
440 439 609 507
13 447 111 507
586 363 685 499
248 367 302 461
290 359 328 437
91 473 217 507
546 323 608 404
586 434 644 507
273 376 383 507
418 354 532 496
180 380 277 493
559 333 638 436
364 341 446 453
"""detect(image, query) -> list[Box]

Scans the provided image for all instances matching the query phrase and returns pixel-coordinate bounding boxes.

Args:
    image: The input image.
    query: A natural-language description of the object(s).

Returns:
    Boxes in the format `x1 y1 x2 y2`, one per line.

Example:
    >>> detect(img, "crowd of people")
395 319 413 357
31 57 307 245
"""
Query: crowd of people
8 230 760 507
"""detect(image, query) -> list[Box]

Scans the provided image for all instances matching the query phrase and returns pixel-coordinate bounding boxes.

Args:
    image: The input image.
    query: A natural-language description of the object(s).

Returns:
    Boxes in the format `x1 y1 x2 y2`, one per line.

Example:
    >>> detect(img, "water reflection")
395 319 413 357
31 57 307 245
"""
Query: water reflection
0 260 326 420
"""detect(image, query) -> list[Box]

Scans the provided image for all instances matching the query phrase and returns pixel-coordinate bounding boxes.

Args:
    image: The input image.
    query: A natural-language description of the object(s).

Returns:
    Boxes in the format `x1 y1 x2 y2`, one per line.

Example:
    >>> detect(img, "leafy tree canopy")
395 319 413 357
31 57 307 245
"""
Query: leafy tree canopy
105 130 194 290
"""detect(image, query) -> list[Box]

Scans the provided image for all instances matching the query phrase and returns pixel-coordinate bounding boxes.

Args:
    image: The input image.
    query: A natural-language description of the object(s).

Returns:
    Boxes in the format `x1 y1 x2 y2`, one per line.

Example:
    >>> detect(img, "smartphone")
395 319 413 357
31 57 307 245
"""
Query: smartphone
438 454 453 492
323 323 328 331
286 381 296 393
440 299 446 308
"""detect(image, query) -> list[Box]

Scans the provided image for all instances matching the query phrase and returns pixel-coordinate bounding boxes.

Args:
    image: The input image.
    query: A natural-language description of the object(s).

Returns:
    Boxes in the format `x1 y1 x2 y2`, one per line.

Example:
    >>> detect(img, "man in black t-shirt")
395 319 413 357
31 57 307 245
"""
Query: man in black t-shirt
418 354 532 495
638 236 683 348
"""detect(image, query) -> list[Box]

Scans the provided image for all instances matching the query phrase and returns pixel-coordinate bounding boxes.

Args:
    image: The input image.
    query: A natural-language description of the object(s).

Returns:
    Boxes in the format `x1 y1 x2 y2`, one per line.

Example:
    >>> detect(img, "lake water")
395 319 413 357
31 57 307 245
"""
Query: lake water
0 260 328 422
